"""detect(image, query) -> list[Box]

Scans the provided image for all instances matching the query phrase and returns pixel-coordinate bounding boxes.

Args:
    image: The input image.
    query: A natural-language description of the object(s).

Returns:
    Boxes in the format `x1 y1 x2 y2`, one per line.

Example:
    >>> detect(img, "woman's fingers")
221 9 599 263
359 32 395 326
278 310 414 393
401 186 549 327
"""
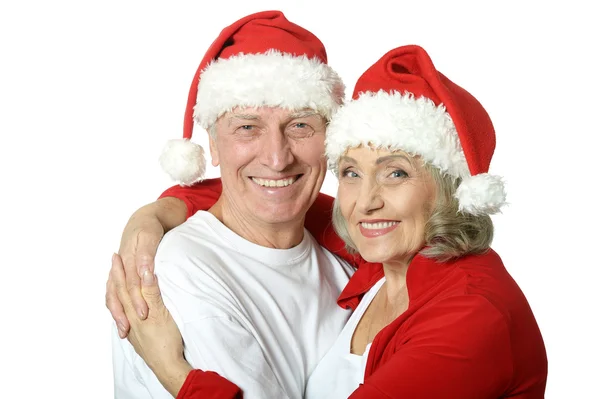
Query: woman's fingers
105 269 130 338
140 267 165 311
111 253 138 320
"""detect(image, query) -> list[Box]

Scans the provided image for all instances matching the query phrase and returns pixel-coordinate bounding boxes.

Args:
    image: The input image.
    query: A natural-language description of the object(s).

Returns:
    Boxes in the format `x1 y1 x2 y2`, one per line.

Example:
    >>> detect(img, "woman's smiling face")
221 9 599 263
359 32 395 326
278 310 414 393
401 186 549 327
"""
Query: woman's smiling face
337 146 437 265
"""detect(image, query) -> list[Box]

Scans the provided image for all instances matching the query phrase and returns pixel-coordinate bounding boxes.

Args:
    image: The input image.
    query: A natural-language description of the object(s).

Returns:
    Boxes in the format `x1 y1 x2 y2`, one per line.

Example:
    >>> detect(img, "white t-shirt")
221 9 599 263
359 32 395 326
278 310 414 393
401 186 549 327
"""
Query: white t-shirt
112 211 354 399
305 277 386 399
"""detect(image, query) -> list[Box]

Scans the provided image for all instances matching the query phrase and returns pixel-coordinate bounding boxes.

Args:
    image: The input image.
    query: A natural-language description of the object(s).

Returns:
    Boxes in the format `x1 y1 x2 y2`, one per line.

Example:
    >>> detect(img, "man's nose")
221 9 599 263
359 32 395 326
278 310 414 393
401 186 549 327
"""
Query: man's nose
259 130 294 171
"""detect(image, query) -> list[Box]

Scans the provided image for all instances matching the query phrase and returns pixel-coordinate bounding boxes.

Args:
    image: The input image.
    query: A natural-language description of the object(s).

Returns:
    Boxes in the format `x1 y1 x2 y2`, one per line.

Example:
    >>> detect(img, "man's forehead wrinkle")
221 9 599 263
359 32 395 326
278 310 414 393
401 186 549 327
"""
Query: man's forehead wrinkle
227 113 260 126
223 107 323 126
289 110 319 119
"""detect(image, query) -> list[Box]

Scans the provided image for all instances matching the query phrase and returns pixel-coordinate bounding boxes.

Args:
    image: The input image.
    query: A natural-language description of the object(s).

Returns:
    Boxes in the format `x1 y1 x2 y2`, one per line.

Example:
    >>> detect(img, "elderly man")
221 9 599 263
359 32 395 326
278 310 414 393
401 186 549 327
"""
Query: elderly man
109 11 357 399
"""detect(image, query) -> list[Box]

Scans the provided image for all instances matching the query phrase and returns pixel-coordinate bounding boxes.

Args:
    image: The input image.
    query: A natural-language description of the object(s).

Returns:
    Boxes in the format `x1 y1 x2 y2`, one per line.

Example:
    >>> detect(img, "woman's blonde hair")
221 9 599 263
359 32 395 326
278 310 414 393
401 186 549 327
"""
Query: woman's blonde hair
332 162 494 262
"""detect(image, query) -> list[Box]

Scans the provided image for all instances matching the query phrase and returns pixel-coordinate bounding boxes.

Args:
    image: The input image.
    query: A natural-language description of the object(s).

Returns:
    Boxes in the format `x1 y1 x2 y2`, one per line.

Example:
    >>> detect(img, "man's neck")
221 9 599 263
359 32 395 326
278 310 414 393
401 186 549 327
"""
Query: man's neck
209 199 305 249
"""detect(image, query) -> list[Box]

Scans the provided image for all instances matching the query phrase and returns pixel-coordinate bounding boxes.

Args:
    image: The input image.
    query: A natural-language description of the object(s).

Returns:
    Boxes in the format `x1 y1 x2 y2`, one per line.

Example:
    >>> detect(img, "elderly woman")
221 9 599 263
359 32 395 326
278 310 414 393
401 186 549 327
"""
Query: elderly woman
110 45 547 398
303 44 547 398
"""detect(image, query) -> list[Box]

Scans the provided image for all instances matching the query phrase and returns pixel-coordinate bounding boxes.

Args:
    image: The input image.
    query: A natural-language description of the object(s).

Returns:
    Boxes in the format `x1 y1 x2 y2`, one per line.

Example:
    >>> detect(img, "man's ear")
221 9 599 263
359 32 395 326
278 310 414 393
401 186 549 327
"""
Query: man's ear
208 130 219 167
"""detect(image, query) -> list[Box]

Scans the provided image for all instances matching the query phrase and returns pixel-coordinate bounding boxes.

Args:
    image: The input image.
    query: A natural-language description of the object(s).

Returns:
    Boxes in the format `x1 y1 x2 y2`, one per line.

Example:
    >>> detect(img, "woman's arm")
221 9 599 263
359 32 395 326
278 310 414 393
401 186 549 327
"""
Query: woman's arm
112 252 295 399
111 253 243 398
159 178 223 218
106 196 187 337
107 178 365 338
177 370 241 399
106 180 221 336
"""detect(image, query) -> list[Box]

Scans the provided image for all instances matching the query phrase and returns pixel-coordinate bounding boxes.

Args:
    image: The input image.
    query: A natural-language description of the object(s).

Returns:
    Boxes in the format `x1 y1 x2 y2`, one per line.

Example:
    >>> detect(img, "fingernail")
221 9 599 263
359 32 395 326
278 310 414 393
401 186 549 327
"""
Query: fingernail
142 269 154 286
138 308 146 319
117 321 127 333
112 253 117 263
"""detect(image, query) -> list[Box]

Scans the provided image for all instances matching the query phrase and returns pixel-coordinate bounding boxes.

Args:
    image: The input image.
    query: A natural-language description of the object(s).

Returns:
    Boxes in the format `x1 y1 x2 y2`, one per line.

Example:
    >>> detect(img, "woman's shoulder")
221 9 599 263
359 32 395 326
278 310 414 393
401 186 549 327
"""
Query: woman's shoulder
409 249 534 319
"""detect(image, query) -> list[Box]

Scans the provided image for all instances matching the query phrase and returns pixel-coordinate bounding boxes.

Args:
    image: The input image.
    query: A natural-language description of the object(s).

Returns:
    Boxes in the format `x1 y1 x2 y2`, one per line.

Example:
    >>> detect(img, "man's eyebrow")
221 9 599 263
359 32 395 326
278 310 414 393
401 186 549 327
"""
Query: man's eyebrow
289 110 319 119
376 154 411 164
228 114 259 126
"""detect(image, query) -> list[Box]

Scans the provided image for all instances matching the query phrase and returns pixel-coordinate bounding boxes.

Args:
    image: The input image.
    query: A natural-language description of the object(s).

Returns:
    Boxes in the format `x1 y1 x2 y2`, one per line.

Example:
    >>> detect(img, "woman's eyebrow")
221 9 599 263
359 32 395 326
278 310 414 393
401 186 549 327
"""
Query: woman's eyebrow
376 154 410 165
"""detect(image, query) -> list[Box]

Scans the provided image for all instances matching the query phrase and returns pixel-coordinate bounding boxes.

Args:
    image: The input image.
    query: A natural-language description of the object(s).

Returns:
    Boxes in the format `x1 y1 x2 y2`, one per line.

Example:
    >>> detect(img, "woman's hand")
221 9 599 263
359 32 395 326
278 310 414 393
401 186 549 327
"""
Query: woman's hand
111 253 192 396
106 197 187 338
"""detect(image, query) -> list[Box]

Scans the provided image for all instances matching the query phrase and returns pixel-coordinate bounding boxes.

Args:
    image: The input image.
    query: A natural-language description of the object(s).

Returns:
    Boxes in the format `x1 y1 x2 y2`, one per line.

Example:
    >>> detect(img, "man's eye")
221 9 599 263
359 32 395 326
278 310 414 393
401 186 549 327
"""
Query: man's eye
235 125 258 135
287 122 314 138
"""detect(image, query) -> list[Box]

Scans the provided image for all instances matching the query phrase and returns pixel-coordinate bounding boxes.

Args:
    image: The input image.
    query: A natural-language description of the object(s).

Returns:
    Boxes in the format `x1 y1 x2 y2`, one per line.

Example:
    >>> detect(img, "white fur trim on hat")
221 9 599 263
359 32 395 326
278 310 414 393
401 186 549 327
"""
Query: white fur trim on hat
194 50 345 128
159 139 206 186
455 173 507 215
326 90 469 177
325 90 506 215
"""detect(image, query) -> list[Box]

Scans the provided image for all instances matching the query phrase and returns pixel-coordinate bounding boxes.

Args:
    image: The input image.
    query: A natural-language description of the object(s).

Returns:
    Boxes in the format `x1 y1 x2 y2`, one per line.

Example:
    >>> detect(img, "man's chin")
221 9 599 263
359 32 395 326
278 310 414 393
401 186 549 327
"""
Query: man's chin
251 204 307 225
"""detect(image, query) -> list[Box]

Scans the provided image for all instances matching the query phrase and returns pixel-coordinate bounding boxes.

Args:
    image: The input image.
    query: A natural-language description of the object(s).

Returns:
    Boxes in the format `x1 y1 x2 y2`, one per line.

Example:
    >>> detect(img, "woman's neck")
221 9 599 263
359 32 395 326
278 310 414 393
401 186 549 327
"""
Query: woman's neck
350 260 411 355
382 260 410 304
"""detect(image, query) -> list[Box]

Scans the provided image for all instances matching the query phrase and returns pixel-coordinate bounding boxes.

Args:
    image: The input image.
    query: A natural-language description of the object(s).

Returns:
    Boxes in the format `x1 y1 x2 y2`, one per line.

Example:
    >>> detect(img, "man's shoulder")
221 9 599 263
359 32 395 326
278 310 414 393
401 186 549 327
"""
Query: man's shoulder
306 232 350 265
304 231 355 277
321 248 354 270
154 225 248 325
152 214 240 297
164 210 220 240
157 212 228 262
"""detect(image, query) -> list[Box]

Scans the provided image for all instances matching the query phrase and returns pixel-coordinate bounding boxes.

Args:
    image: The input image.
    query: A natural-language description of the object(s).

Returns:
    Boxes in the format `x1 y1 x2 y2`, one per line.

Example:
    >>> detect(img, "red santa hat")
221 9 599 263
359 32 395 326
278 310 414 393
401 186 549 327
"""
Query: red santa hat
160 10 345 185
325 44 506 215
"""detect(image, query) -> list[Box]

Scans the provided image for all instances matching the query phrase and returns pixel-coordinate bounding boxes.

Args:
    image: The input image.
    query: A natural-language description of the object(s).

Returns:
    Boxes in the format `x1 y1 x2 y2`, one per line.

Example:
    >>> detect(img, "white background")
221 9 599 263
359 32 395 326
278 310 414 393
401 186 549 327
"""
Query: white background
1 0 598 397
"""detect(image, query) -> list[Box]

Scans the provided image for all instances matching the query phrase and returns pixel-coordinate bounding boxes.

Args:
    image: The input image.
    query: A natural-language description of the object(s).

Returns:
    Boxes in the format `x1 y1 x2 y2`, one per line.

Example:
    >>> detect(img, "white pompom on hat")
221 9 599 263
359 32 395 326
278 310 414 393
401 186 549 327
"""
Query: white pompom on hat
159 139 205 185
159 10 345 186
325 45 506 215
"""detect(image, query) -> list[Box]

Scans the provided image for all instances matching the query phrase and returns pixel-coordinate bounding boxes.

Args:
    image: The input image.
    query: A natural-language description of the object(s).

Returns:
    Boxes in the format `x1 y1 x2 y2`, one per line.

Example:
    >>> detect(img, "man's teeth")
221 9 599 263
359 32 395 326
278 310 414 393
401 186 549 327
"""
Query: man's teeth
360 221 398 229
252 177 297 187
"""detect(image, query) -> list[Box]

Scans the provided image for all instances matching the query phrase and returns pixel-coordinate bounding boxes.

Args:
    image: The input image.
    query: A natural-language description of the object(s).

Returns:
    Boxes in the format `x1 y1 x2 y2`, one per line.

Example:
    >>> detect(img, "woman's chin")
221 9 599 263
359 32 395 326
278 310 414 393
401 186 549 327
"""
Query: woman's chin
356 247 394 265
355 244 420 267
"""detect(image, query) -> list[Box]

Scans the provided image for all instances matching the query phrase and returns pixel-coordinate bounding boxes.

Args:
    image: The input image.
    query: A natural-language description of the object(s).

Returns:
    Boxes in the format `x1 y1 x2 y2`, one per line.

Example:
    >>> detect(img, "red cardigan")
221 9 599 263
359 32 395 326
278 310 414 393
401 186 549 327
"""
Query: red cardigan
160 180 547 398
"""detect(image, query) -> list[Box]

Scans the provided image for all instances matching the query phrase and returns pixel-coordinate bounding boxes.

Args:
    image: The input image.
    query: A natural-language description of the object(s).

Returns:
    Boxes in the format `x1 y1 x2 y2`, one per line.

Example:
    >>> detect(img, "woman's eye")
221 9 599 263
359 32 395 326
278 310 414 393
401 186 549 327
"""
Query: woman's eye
390 169 407 178
239 125 254 130
342 169 359 178
294 123 308 129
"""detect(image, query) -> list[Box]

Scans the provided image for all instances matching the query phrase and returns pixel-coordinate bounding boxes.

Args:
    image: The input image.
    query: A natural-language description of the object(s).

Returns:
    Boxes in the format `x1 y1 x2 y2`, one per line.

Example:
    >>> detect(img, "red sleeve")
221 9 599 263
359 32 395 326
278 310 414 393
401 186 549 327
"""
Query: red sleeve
158 178 365 268
159 179 223 219
176 370 241 399
349 295 515 398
